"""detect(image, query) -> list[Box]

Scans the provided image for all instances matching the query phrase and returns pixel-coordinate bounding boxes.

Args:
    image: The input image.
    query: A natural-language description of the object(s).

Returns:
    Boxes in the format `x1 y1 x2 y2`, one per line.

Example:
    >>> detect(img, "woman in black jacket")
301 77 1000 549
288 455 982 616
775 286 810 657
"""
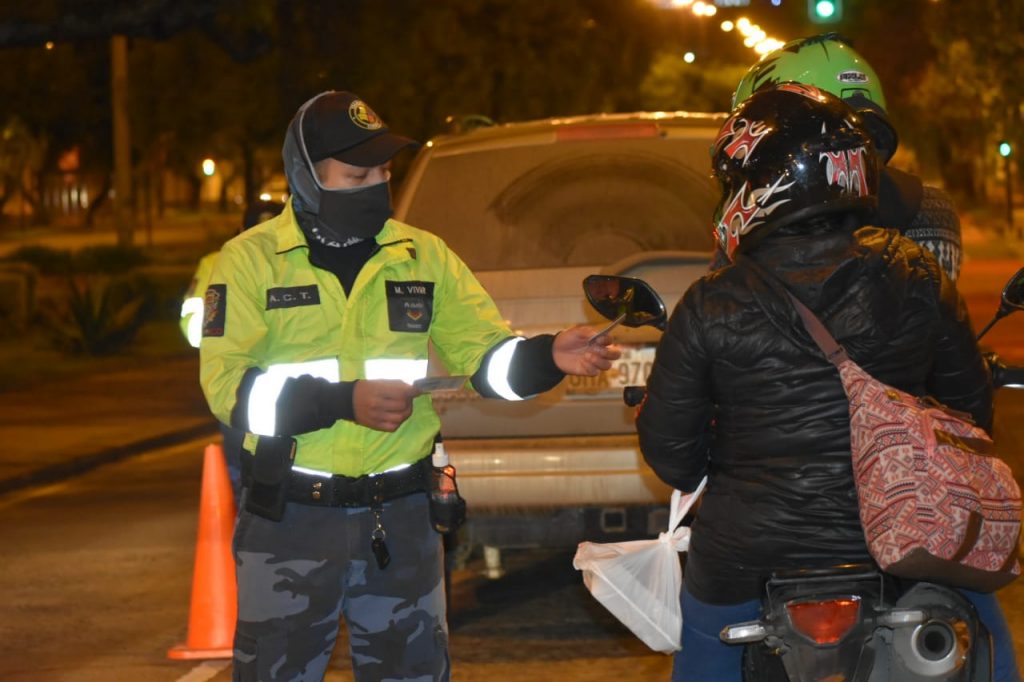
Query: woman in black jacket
636 84 1018 682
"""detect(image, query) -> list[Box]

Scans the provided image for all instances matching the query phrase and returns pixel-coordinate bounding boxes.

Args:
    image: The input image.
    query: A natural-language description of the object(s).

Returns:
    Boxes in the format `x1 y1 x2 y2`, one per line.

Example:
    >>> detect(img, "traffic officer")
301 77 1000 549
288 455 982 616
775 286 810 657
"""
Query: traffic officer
199 90 618 682
180 252 219 350
181 200 284 502
181 200 287 348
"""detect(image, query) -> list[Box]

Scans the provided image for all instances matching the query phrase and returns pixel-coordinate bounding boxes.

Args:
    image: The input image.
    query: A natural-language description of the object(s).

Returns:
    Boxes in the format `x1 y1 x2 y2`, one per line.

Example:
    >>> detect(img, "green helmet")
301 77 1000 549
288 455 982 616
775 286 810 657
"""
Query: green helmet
732 34 896 160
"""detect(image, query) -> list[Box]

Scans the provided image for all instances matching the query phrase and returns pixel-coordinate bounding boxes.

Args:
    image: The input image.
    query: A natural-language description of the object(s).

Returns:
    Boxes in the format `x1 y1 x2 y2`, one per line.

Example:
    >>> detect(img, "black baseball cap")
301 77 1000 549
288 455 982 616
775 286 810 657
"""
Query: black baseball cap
301 91 419 167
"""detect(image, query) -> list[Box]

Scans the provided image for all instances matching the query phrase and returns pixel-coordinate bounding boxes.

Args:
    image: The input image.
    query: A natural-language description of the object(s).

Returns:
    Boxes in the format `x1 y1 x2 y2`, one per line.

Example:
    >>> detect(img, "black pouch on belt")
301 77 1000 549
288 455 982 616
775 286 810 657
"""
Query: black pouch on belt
244 435 296 522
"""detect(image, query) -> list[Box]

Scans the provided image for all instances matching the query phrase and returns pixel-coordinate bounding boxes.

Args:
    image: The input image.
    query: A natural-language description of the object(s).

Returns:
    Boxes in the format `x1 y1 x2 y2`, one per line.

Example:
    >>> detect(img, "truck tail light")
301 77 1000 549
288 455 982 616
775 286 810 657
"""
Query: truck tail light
555 122 660 141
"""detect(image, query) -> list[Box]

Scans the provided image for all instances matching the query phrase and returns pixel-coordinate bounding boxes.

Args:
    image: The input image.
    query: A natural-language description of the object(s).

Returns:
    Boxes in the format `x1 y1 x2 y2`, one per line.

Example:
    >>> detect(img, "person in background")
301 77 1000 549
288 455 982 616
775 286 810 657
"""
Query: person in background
637 84 1017 682
200 90 619 682
180 253 218 350
726 32 963 281
179 199 285 502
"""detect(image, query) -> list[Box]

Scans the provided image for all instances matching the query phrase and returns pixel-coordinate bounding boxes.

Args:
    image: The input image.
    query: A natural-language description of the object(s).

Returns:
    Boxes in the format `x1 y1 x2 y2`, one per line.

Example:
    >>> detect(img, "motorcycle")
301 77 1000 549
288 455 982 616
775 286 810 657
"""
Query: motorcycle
582 267 1024 682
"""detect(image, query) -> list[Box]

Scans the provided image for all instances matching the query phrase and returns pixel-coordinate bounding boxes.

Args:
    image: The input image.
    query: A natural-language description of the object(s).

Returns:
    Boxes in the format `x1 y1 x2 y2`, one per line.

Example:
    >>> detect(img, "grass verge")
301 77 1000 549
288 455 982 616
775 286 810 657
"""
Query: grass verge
0 319 195 393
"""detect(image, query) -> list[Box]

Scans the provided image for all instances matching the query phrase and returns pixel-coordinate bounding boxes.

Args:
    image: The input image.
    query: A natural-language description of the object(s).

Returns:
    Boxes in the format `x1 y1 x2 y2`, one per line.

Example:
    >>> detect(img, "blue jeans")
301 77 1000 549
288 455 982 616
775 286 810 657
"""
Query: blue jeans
960 589 1021 682
671 584 759 682
672 584 1021 682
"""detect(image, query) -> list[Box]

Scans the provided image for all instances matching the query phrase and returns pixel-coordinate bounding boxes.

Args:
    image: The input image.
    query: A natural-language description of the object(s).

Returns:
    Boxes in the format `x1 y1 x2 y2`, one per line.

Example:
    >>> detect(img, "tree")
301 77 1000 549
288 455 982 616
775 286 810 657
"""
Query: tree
0 38 110 226
0 0 743 229
905 1 1023 202
638 53 747 113
0 0 281 228
910 40 997 202
128 2 281 214
278 0 675 142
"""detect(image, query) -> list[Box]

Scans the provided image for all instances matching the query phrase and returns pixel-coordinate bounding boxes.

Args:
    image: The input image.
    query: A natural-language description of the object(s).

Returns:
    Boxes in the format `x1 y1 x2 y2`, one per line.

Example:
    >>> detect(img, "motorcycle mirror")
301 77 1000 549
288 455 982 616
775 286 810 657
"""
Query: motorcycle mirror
583 275 667 332
977 266 1024 341
1000 267 1024 312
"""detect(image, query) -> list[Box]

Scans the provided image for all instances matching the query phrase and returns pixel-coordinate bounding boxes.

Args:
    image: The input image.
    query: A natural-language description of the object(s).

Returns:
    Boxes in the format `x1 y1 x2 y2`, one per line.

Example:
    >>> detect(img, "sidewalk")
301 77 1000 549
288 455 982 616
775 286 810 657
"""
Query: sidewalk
0 352 217 495
0 208 238 260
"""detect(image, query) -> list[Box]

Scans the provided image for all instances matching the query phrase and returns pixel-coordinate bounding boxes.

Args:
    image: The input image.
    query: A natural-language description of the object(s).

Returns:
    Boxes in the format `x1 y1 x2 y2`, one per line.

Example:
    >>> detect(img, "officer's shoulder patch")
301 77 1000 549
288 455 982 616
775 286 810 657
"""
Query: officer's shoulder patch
203 284 227 337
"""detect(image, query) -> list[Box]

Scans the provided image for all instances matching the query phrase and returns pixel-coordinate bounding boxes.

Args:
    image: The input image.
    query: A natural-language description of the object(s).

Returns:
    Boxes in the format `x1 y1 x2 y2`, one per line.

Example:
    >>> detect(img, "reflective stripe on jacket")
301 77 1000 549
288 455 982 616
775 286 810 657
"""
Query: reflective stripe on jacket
200 201 512 476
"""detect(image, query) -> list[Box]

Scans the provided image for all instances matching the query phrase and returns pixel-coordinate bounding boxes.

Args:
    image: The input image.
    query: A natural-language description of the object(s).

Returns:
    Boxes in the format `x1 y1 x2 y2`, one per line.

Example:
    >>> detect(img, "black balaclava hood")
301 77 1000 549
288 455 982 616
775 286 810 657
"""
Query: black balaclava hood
282 93 394 247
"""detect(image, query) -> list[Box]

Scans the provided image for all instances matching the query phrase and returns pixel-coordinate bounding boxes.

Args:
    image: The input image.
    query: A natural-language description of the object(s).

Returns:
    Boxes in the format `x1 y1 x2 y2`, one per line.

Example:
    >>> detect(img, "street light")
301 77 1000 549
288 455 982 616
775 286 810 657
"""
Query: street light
202 158 216 177
999 140 1015 235
654 4 781 55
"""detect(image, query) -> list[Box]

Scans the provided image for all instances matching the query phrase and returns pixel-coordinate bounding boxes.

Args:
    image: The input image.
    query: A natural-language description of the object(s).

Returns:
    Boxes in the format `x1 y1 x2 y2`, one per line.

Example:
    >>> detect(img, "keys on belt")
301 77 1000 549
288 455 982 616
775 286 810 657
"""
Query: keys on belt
280 457 431 570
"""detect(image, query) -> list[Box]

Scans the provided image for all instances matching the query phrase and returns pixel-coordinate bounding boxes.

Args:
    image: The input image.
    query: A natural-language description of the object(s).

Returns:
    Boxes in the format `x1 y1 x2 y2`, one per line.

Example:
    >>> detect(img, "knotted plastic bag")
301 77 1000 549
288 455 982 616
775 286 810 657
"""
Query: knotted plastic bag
572 477 706 653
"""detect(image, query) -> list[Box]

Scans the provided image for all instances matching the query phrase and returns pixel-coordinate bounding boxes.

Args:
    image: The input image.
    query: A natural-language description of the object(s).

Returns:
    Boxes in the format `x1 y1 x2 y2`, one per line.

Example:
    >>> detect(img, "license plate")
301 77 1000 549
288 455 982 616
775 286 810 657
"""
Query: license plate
565 346 656 396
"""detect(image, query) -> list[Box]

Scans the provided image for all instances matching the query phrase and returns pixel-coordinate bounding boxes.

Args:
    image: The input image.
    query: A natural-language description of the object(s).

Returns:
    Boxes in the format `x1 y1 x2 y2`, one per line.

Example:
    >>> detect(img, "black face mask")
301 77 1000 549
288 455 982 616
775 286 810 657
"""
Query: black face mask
314 181 392 244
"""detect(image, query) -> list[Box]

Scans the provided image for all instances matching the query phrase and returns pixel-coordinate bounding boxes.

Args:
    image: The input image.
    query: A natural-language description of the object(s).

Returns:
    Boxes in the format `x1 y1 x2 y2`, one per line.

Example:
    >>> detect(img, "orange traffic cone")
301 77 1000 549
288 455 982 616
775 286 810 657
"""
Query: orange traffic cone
168 443 238 660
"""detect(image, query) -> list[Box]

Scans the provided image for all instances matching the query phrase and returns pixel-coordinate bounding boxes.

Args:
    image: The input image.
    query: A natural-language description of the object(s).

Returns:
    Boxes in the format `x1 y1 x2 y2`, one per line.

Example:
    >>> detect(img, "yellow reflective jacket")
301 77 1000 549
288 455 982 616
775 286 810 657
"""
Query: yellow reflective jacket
199 202 512 476
180 251 219 348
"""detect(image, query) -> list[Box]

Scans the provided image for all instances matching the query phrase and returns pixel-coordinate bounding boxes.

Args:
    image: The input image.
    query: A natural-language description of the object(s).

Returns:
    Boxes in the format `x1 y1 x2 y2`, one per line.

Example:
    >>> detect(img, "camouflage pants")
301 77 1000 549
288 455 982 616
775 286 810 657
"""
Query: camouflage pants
232 491 449 682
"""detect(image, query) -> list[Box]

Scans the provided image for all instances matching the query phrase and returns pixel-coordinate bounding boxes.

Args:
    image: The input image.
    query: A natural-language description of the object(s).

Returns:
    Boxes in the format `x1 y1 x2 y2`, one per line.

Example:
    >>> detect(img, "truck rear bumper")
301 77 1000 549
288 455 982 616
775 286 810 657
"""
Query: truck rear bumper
444 434 672 508
462 504 672 550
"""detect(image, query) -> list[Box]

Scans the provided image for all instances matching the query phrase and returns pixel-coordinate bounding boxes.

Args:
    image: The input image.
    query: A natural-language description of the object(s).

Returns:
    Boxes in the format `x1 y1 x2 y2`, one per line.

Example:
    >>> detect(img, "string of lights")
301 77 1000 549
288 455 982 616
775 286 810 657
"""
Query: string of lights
651 0 787 57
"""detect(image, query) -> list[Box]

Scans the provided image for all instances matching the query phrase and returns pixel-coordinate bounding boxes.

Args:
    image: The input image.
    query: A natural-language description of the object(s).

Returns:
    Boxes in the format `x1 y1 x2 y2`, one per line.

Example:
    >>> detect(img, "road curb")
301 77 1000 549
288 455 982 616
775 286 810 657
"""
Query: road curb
0 421 220 497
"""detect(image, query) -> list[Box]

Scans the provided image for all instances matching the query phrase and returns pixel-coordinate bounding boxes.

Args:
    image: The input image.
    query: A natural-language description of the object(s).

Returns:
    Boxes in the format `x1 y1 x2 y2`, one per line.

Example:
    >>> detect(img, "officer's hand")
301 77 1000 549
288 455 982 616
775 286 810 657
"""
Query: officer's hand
353 380 419 432
552 325 621 377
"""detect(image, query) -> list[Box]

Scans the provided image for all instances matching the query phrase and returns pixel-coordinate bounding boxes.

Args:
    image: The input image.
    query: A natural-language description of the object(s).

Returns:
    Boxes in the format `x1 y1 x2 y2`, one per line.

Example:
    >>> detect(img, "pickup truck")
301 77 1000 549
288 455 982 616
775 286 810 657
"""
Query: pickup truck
392 110 726 568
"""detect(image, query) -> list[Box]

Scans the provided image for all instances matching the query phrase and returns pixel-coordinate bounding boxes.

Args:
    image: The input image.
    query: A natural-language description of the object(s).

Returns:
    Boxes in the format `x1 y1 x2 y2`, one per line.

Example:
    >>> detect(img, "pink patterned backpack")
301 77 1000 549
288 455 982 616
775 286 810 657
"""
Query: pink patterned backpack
786 288 1022 592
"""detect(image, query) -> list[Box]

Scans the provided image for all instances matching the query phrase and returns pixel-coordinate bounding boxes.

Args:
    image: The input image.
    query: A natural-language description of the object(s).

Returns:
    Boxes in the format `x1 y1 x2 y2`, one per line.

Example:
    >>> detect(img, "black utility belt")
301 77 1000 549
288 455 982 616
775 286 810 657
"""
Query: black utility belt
286 455 431 508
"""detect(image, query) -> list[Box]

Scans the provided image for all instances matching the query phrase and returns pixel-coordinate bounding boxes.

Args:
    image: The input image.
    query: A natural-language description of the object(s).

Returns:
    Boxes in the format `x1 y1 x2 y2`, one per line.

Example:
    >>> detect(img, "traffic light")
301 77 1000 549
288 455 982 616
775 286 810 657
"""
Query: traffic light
999 140 1013 158
808 0 842 23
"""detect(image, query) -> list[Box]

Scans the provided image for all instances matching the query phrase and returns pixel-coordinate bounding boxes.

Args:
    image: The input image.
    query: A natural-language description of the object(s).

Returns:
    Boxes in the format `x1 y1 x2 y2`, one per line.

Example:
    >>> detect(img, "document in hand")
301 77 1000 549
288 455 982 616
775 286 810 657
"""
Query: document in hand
413 375 470 393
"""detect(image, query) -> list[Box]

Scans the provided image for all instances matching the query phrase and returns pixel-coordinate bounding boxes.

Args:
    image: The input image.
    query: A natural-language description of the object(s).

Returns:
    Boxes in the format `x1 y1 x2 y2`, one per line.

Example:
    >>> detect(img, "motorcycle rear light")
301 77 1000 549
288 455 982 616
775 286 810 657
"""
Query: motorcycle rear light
786 597 860 645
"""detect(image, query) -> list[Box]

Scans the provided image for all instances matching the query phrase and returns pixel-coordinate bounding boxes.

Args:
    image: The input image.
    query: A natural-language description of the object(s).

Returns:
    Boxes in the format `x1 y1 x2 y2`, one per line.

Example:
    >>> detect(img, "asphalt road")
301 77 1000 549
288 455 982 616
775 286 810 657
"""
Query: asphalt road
0 435 674 682
2 386 1024 682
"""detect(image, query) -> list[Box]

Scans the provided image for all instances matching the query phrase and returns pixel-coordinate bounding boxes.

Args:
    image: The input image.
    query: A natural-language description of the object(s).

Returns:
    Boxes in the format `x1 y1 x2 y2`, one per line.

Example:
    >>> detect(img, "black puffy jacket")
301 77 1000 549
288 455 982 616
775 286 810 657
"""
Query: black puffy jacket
637 225 992 605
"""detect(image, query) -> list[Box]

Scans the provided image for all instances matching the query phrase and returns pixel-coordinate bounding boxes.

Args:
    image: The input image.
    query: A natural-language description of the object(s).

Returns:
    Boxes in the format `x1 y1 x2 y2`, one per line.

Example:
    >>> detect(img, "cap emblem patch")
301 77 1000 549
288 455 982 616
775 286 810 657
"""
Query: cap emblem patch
349 100 383 130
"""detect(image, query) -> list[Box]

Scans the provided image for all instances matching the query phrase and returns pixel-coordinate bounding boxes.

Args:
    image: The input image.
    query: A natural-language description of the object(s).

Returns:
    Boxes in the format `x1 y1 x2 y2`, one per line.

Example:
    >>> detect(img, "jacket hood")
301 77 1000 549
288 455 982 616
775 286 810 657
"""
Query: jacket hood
742 226 924 359
282 94 325 216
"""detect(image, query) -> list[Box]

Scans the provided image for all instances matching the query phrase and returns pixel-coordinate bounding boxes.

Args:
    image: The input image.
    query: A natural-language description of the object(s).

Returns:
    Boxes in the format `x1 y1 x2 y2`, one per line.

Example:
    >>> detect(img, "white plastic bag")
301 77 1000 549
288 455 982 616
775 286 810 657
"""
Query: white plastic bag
572 477 707 653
